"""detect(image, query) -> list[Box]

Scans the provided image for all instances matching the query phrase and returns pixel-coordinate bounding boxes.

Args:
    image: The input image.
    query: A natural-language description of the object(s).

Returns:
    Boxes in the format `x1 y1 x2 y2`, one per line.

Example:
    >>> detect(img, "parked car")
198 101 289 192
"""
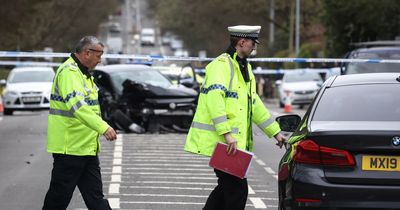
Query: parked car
0 66 54 115
341 46 400 75
140 28 156 46
92 64 198 133
276 70 323 108
276 73 400 210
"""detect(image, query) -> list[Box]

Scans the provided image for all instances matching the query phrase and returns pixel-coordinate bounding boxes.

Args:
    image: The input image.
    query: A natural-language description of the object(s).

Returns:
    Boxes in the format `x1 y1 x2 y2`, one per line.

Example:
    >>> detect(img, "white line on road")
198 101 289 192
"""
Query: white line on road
255 159 266 166
122 186 214 191
113 158 122 165
118 193 208 198
128 163 209 167
123 167 213 171
108 134 123 208
112 166 122 174
108 183 120 194
134 176 216 180
121 201 204 205
108 198 120 209
111 175 121 182
248 185 255 194
113 151 122 158
264 167 276 174
129 181 216 185
121 172 214 176
249 197 267 209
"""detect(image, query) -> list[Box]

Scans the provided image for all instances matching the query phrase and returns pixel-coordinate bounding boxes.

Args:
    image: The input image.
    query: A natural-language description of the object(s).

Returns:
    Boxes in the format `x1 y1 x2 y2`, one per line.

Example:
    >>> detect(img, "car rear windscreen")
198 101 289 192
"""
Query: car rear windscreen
346 50 400 74
313 84 400 121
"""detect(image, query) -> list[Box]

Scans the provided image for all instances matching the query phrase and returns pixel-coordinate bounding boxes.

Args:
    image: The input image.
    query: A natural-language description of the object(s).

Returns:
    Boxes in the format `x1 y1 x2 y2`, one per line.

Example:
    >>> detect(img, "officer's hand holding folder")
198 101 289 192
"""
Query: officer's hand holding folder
209 142 253 179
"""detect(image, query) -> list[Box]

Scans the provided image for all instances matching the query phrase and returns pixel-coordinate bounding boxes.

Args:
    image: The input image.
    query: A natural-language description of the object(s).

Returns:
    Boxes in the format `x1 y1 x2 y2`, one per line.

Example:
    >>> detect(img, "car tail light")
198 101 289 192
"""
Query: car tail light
294 140 355 166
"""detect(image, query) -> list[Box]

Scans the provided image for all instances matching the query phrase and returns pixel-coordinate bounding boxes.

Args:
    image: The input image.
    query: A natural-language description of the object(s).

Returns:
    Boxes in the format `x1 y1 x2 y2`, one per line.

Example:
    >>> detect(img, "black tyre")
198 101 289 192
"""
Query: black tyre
111 109 134 132
4 108 13 115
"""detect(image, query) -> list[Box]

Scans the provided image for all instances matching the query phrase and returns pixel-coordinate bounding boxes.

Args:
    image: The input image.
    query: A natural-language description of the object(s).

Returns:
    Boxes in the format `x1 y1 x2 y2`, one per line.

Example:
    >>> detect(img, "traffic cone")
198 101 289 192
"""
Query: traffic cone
283 95 292 113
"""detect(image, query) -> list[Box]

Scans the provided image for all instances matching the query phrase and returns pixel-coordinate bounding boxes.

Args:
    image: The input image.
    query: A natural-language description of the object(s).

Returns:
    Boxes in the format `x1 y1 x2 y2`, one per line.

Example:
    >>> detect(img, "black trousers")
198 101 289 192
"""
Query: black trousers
42 154 112 210
203 169 248 210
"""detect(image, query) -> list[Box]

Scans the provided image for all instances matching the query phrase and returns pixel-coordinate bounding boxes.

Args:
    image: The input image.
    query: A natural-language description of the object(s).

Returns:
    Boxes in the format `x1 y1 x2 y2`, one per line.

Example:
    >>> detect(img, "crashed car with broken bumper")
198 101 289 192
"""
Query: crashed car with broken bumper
92 64 198 133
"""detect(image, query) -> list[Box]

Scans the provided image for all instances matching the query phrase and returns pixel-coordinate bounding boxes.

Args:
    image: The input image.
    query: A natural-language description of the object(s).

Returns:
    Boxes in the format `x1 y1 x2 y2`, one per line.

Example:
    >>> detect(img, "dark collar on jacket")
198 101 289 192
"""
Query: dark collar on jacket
225 45 249 82
71 53 91 78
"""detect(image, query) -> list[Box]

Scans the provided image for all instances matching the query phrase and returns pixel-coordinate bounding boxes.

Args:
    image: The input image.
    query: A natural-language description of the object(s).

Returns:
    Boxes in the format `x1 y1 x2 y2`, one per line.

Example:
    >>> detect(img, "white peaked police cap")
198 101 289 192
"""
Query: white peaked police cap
227 25 261 44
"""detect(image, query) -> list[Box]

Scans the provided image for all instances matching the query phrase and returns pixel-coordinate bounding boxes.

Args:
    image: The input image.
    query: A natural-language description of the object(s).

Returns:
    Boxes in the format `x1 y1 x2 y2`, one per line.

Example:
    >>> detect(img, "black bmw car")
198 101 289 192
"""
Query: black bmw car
92 64 198 133
276 73 400 210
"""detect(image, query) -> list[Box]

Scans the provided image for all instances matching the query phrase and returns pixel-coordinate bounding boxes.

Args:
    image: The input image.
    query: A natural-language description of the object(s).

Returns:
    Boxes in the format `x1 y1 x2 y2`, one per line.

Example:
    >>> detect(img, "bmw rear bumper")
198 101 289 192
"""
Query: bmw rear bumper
285 166 400 209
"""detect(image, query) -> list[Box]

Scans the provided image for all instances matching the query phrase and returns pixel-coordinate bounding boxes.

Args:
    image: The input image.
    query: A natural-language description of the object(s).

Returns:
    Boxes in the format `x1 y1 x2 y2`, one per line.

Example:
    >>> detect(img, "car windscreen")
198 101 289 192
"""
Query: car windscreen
110 69 172 92
8 70 54 83
346 50 400 74
284 72 323 83
313 84 400 121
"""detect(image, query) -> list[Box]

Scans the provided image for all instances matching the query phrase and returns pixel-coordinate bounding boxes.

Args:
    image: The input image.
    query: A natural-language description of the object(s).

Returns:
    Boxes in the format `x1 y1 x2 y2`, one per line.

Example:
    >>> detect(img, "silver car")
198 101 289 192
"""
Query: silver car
0 66 54 115
276 70 323 108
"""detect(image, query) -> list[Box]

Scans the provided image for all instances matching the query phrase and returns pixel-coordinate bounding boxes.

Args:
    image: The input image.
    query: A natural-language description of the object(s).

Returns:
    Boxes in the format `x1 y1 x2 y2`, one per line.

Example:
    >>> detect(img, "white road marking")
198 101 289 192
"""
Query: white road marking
123 186 214 191
264 167 276 174
119 193 208 198
130 181 216 185
112 166 122 174
120 172 214 176
108 198 120 209
113 151 122 158
255 159 266 166
270 111 280 116
113 158 122 165
249 197 267 209
108 183 120 194
133 176 216 180
128 163 209 167
248 185 255 194
122 201 204 205
121 167 212 171
111 175 121 182
107 134 123 208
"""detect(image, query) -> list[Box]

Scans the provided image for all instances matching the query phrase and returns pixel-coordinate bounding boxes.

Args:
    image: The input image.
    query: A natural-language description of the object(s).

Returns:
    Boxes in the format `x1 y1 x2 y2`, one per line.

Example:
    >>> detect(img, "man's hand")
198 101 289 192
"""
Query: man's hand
274 133 286 149
224 133 237 155
103 127 117 141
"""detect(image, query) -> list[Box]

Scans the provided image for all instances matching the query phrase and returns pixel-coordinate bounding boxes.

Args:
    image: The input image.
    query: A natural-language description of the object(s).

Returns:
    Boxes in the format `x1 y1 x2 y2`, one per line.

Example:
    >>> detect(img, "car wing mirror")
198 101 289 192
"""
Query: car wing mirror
276 114 302 132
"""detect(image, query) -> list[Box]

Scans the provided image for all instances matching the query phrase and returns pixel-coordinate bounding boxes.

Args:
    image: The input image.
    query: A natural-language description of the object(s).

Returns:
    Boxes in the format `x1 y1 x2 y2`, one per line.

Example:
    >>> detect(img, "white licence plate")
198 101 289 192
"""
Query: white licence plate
22 97 41 102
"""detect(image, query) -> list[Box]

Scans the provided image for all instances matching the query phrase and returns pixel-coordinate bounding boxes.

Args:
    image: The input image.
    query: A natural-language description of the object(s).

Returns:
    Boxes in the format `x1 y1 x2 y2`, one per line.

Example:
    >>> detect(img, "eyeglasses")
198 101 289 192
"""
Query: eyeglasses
88 48 104 53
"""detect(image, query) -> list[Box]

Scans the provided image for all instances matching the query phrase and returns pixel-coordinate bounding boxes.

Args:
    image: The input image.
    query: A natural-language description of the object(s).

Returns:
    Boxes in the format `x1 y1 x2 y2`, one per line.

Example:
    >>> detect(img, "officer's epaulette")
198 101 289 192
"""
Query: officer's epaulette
217 55 228 63
65 63 79 71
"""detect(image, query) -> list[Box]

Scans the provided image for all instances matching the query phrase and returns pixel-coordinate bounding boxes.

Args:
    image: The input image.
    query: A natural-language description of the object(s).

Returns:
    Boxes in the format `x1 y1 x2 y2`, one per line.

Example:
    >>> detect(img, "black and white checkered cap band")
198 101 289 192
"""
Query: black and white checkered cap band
230 32 259 39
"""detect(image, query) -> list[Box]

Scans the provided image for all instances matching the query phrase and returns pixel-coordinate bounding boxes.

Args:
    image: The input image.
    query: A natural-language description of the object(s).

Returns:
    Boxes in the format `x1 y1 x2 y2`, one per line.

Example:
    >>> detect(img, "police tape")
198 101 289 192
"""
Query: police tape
0 61 61 67
2 50 400 63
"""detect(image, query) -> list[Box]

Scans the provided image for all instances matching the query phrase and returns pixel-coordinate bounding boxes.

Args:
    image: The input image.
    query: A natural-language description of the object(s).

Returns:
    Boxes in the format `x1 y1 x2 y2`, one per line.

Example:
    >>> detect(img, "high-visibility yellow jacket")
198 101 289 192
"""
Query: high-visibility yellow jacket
47 56 110 156
184 52 281 156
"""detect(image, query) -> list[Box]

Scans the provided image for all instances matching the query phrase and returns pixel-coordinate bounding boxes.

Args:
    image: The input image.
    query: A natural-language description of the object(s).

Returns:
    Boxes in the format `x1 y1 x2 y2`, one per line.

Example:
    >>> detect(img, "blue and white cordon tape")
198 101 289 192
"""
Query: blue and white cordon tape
1 50 400 63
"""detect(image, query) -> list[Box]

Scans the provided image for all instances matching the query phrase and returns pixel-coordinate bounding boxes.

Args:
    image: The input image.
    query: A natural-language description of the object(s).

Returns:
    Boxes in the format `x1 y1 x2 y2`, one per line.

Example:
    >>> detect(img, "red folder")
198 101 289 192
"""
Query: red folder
209 142 254 179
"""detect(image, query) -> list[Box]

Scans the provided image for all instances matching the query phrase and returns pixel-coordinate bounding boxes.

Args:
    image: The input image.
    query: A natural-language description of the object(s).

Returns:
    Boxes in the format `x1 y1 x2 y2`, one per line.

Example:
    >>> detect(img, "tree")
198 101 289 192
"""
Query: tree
0 0 118 52
152 0 325 59
323 0 400 57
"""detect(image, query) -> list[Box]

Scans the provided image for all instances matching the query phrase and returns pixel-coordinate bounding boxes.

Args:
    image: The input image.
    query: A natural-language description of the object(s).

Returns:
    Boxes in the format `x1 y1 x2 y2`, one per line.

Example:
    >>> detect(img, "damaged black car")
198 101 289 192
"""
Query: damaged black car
92 64 198 133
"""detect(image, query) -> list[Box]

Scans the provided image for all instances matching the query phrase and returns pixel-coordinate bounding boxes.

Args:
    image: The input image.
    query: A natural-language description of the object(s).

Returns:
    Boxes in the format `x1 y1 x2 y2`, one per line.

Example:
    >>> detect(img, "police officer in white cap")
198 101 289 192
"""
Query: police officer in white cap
185 25 285 210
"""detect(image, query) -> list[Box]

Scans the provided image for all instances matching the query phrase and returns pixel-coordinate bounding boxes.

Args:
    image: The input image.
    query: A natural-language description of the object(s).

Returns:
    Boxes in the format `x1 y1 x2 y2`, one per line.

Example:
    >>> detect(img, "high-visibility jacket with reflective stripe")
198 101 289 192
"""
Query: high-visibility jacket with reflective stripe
184 53 281 156
47 57 110 156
